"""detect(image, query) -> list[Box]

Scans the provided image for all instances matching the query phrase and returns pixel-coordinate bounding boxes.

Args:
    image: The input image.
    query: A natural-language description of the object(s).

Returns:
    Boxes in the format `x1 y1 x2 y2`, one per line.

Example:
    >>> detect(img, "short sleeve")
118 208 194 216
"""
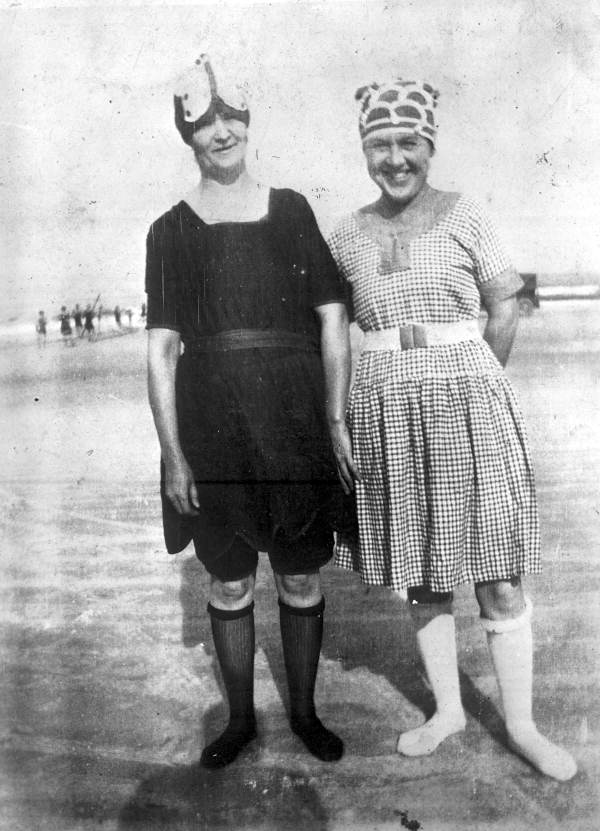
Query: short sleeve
464 200 523 301
478 268 524 303
297 196 347 308
145 217 181 331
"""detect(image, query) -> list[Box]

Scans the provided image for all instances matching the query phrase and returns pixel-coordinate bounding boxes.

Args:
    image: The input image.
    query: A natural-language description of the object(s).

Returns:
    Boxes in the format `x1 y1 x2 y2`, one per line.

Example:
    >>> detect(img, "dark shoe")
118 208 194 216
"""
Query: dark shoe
200 720 257 769
291 716 344 762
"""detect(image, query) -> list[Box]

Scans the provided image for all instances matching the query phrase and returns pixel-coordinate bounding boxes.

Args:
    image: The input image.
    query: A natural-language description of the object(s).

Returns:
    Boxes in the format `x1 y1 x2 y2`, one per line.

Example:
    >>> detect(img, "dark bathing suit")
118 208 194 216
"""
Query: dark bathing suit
146 188 352 580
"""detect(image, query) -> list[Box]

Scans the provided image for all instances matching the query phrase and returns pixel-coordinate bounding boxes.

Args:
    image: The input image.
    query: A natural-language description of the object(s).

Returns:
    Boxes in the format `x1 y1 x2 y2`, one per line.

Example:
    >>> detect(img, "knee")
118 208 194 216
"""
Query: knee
276 572 321 606
279 572 317 598
475 577 524 620
210 575 254 610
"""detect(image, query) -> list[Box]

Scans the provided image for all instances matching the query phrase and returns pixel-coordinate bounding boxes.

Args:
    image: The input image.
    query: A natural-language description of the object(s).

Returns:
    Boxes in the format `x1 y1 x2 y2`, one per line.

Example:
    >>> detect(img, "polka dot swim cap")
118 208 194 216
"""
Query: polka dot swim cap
356 79 439 146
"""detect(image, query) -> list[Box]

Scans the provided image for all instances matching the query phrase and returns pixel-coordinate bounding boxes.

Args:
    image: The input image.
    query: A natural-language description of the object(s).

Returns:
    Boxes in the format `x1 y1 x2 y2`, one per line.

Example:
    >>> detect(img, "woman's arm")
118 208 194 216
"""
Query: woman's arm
147 328 199 515
481 293 519 367
314 302 360 493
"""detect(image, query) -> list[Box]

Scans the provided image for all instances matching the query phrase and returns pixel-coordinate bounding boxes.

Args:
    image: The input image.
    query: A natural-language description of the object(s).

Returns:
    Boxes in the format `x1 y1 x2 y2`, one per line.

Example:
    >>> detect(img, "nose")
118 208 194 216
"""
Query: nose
388 143 407 168
213 115 230 140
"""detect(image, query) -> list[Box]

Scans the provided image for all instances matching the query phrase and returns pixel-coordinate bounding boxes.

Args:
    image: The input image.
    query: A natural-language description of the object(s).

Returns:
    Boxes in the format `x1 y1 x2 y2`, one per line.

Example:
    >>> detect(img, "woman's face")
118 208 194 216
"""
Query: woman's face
190 114 248 182
363 130 432 206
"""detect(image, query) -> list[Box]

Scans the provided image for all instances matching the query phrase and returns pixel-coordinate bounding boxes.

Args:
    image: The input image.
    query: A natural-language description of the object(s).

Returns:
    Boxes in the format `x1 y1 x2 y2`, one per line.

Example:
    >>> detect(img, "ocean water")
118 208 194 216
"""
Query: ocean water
0 312 143 348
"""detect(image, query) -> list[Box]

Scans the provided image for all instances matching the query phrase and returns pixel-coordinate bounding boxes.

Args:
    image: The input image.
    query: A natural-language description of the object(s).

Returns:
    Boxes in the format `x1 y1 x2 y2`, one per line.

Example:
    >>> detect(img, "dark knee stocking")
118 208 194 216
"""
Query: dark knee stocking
201 602 257 769
279 597 343 762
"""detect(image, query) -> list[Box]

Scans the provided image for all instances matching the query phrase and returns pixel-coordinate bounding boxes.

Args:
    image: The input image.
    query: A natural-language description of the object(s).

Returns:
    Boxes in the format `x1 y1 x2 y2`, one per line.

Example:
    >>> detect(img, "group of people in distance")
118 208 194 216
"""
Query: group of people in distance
58 303 98 344
36 303 139 346
145 56 577 781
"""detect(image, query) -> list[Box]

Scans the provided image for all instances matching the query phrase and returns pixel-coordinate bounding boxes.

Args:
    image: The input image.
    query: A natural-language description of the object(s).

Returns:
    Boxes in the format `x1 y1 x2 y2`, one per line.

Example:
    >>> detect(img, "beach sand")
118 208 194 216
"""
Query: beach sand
1 305 599 830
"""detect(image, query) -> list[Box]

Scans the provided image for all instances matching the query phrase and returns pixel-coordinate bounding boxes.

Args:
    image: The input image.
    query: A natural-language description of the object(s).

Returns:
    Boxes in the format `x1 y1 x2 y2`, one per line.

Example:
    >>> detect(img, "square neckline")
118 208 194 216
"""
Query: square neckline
351 192 464 255
179 188 273 229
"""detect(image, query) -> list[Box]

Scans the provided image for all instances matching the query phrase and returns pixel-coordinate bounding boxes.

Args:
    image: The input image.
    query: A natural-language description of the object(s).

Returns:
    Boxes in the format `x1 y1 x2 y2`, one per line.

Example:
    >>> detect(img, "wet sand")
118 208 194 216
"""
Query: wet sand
1 303 599 830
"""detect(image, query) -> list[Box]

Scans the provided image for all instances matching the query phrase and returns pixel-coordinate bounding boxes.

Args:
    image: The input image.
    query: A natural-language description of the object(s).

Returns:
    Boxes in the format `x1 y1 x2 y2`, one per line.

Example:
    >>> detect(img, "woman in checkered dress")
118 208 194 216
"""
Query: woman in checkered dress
328 79 576 780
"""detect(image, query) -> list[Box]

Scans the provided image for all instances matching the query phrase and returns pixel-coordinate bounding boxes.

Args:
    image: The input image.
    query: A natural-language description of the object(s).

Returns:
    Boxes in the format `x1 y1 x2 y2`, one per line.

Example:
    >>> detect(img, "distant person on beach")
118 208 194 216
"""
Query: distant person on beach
114 305 122 329
36 310 47 348
97 304 103 334
73 304 83 338
83 304 95 341
141 301 146 320
59 306 75 346
126 308 133 327
327 77 576 780
146 55 353 769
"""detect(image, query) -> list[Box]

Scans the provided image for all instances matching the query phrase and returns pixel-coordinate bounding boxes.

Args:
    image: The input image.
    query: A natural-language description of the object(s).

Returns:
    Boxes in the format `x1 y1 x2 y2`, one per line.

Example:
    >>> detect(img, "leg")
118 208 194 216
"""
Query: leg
200 545 258 769
397 586 466 756
274 571 344 761
476 578 577 781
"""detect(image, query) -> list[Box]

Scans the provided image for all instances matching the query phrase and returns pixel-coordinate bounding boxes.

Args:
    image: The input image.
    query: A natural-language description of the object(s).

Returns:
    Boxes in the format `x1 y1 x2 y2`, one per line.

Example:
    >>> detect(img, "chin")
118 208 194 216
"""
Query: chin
210 160 245 184
382 188 413 205
225 157 245 173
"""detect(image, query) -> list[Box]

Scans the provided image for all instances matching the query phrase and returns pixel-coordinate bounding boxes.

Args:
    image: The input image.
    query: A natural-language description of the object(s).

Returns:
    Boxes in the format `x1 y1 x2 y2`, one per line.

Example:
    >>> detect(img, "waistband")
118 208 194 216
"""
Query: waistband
362 319 482 351
186 329 319 354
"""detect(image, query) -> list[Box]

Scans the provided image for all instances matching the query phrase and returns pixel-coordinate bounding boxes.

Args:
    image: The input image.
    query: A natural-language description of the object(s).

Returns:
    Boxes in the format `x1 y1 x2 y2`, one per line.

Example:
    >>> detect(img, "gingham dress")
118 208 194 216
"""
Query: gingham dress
328 195 541 593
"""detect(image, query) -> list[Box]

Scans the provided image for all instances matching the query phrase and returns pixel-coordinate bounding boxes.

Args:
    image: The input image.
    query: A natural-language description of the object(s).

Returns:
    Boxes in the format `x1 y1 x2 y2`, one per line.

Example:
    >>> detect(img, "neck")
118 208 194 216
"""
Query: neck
376 182 432 219
186 168 266 223
198 161 250 190
199 170 256 197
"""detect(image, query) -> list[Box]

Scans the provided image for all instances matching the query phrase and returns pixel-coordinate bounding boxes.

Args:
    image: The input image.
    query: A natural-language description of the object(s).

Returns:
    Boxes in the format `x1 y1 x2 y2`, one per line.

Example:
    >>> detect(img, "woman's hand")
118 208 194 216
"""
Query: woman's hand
148 328 200 515
164 455 201 516
330 420 361 495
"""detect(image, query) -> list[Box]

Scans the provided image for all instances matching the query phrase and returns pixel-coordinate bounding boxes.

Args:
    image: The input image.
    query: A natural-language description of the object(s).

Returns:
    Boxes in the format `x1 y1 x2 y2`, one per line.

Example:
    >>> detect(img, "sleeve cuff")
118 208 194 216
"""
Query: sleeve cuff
145 323 182 333
479 268 523 302
311 297 348 310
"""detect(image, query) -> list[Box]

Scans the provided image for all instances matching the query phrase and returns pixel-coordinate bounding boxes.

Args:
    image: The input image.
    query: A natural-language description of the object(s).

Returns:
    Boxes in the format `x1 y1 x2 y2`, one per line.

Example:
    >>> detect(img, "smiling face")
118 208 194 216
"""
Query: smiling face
363 130 433 208
190 113 248 183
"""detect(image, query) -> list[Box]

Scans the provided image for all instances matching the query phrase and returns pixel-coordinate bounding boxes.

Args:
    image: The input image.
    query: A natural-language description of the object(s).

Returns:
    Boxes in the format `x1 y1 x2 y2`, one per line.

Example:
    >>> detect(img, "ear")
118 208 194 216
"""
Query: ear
422 136 435 156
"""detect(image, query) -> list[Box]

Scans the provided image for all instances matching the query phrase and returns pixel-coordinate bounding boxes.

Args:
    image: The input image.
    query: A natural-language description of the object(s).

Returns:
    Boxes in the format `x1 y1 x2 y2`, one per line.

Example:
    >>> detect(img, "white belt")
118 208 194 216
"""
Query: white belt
362 319 481 351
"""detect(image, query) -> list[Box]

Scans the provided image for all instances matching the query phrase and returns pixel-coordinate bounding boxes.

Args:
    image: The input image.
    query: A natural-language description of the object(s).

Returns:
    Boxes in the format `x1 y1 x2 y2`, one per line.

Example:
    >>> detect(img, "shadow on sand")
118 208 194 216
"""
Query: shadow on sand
118 758 328 830
115 551 594 830
320 569 508 753
119 556 329 828
177 554 507 757
113 554 512 830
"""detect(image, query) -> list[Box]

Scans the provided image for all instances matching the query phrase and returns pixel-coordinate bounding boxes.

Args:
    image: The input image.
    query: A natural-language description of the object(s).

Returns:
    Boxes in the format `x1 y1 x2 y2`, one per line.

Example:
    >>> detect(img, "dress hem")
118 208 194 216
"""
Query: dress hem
332 560 542 594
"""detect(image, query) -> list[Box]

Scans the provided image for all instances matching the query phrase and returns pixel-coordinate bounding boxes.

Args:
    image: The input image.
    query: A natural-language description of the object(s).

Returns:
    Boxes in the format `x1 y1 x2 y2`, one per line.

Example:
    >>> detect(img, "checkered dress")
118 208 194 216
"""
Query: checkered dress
328 195 541 593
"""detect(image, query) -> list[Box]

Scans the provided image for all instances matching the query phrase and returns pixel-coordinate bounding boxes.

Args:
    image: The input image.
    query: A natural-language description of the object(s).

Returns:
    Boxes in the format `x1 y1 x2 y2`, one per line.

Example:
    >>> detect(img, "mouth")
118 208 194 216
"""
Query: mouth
384 170 412 184
213 142 238 154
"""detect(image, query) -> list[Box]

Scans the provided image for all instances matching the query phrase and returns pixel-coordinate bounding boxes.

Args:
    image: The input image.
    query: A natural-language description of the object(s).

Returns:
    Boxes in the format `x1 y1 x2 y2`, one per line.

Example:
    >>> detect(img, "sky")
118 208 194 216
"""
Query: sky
1 0 600 320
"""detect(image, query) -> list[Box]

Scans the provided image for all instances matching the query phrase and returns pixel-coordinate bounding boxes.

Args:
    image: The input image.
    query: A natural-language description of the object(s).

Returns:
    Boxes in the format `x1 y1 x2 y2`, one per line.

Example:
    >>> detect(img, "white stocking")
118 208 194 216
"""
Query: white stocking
484 598 577 781
397 612 466 756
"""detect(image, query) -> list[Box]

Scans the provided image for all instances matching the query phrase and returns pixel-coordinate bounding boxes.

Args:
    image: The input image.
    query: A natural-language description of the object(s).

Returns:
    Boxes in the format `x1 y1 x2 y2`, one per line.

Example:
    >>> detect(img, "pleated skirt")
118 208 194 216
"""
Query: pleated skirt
335 340 541 593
